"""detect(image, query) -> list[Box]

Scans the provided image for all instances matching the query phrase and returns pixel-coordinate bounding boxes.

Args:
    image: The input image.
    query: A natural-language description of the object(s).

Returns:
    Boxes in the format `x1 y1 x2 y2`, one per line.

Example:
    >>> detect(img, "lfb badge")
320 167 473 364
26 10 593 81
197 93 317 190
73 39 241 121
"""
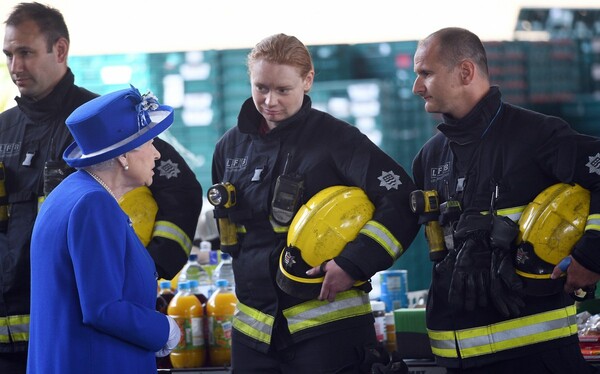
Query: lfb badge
515 246 530 265
283 249 296 269
586 153 600 176
157 159 181 179
378 170 402 190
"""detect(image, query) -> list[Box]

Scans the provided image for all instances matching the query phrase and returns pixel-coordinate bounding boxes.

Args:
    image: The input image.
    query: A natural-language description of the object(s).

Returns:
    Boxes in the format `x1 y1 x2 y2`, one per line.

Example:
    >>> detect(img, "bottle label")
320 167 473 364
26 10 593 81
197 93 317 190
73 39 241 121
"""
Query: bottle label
173 317 204 351
173 317 186 350
373 315 386 343
209 251 219 265
209 316 233 348
191 317 204 347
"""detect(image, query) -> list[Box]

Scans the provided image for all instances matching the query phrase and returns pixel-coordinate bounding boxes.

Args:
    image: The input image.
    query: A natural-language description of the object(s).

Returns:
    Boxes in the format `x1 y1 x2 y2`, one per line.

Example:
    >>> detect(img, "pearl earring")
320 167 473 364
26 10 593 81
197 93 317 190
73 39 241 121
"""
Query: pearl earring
123 164 129 171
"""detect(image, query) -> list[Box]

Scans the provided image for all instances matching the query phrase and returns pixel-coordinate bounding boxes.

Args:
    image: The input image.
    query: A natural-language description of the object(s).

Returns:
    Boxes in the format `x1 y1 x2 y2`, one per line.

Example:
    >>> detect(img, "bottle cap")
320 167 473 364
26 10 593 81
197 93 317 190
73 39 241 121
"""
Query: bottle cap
385 312 395 325
216 279 228 288
370 300 386 312
189 254 198 261
200 240 212 251
178 281 190 291
160 280 171 289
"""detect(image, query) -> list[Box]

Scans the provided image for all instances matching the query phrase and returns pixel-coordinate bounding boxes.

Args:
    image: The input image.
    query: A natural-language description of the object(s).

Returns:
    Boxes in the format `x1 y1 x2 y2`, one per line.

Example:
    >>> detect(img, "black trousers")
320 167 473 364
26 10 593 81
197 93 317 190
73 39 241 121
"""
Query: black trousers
446 343 598 374
231 323 379 374
0 352 27 374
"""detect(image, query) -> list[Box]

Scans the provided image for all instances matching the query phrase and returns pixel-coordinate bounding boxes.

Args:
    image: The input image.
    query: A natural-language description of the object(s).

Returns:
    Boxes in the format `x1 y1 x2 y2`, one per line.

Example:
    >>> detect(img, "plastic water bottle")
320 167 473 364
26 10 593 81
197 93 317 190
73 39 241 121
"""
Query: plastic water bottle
179 254 213 300
212 253 234 291
188 280 208 305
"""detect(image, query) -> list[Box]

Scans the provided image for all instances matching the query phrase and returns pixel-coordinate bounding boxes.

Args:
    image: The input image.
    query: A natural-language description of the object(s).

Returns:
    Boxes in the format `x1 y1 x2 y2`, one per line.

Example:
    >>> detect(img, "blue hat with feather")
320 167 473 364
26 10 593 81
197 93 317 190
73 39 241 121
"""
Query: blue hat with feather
63 85 173 168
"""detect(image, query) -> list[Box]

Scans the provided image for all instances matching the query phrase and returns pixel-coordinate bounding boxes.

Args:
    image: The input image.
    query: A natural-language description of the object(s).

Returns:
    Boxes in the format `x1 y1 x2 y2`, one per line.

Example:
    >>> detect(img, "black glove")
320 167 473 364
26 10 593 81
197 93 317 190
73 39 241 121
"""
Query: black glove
490 247 525 317
448 231 492 311
371 351 409 374
434 244 458 275
43 160 74 196
360 344 389 374
489 215 524 318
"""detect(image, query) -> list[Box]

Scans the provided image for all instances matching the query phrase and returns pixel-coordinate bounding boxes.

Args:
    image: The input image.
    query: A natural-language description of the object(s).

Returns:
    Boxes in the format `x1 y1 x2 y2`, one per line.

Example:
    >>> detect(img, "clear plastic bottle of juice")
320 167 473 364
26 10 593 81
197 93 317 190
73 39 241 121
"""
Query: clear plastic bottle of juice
167 281 206 368
206 279 237 367
157 280 175 314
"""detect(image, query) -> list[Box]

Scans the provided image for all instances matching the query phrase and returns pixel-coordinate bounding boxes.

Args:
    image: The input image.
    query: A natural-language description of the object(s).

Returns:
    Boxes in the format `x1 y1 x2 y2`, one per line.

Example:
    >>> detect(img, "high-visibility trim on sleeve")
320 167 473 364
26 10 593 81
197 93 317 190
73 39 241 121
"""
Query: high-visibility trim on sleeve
0 314 30 343
360 220 403 258
153 220 192 256
585 214 600 231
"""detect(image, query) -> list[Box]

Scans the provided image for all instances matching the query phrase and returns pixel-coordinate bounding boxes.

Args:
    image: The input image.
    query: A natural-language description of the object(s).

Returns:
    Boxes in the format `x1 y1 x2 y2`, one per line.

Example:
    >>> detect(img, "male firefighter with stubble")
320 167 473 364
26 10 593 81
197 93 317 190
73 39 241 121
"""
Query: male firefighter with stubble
411 27 600 373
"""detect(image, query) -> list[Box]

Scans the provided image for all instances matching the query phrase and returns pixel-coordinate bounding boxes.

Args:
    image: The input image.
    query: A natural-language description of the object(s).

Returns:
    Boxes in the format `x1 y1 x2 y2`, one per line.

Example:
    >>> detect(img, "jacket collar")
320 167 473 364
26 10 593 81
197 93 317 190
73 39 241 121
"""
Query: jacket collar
15 69 76 122
437 86 502 145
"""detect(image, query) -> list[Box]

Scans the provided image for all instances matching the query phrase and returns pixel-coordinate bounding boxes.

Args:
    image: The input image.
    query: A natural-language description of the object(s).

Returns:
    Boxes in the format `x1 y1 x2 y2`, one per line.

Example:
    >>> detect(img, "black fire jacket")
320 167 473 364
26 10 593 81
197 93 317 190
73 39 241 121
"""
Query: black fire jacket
212 96 419 352
412 86 600 368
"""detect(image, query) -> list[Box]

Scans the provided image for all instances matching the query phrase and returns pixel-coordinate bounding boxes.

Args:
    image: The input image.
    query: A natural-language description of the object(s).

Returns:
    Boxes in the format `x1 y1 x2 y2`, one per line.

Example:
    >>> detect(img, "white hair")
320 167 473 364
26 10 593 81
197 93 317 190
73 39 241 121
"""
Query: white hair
81 157 118 172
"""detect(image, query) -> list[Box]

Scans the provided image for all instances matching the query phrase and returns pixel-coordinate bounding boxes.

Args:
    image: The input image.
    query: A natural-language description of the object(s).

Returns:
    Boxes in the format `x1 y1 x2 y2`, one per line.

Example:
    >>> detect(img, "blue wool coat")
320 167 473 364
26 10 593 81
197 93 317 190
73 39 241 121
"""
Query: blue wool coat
27 171 169 374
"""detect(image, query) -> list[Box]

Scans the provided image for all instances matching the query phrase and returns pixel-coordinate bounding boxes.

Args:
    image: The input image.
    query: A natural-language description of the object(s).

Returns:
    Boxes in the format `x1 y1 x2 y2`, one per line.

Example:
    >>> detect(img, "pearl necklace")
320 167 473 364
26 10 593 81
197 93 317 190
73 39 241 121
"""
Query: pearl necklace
86 170 117 200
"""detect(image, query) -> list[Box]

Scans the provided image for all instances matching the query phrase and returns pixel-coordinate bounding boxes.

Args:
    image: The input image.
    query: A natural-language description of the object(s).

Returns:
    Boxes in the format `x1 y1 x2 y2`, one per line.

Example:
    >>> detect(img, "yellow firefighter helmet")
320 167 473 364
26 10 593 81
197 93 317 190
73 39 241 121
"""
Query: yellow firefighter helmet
118 186 158 246
276 185 375 299
515 183 589 295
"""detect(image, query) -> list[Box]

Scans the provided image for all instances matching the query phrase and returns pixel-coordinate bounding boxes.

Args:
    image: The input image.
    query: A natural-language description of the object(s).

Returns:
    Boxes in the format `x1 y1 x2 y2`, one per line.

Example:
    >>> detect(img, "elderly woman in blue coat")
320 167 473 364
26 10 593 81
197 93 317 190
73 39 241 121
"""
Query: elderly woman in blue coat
27 86 180 373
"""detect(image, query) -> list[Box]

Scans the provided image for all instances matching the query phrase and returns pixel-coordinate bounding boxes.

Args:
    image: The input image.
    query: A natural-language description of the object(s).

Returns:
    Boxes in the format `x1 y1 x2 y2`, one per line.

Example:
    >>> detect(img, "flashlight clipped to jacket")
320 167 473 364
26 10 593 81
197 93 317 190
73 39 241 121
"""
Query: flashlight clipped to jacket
409 189 447 261
207 182 238 253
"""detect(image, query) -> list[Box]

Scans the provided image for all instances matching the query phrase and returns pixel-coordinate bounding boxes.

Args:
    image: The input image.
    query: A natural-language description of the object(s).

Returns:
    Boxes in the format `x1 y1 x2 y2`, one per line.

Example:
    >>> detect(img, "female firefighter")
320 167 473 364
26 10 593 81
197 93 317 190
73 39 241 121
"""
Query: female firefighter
210 33 420 373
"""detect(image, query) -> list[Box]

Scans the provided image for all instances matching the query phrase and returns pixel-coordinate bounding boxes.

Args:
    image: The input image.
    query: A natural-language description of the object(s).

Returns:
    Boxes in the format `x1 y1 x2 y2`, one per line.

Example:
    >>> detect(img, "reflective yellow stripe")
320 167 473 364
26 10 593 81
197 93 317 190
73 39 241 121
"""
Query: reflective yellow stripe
153 220 192 256
269 217 289 234
585 214 600 231
496 206 526 221
481 205 526 222
428 305 577 359
360 220 403 258
427 329 457 358
37 196 45 212
237 220 289 234
284 290 371 334
232 302 274 345
0 315 30 343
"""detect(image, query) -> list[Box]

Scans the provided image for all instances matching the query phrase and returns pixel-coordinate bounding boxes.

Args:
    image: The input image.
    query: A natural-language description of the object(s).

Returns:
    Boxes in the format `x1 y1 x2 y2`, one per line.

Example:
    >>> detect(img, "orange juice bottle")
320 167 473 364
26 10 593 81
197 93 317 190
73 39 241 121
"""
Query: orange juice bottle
206 279 237 367
167 281 206 368
156 280 176 369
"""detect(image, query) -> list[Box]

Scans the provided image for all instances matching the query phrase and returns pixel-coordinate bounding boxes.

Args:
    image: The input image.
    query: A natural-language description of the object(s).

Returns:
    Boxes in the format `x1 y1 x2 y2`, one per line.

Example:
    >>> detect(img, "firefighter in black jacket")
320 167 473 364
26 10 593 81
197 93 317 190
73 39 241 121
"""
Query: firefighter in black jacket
0 4 201 371
211 33 419 373
412 27 600 373
139 137 203 279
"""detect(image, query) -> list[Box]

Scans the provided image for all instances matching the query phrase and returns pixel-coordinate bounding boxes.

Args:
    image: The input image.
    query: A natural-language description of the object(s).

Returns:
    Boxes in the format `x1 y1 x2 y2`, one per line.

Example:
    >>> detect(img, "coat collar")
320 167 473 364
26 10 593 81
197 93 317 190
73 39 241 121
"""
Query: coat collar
437 86 503 145
15 69 77 122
